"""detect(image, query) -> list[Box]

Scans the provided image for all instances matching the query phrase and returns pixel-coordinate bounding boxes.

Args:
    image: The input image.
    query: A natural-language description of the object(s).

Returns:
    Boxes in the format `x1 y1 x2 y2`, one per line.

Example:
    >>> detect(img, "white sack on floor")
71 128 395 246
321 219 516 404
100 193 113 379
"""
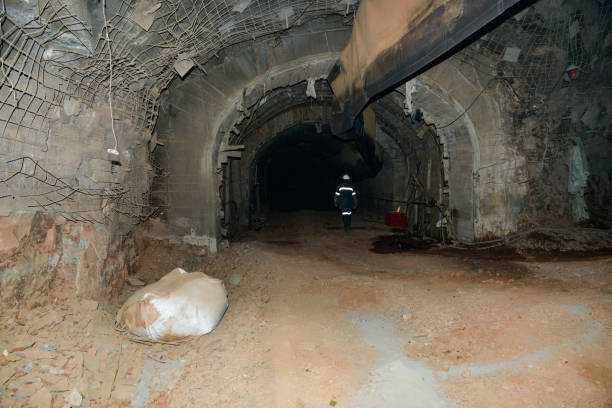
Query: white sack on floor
116 268 228 340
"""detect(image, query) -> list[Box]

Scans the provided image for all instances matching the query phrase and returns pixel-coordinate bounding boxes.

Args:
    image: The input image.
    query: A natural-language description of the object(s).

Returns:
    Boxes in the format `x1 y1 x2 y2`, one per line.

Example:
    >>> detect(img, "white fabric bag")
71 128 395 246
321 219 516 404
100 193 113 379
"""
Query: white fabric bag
116 268 228 340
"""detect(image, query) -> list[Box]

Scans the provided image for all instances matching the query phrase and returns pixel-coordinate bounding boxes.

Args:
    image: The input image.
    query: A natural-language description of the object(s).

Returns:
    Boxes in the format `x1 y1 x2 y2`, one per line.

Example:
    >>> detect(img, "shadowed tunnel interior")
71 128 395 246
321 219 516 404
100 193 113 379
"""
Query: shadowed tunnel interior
218 79 420 236
220 78 445 238
255 124 348 212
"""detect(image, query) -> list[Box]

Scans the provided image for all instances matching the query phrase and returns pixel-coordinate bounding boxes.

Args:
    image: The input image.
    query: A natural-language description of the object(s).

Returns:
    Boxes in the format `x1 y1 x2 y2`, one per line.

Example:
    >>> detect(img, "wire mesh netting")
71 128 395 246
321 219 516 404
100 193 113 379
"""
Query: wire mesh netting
446 0 612 227
0 0 356 222
453 0 612 105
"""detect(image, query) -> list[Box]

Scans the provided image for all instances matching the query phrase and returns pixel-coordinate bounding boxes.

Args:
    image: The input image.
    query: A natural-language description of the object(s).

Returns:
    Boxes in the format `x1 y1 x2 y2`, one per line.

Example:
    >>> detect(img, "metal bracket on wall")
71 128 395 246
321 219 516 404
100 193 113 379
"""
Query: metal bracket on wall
218 144 245 165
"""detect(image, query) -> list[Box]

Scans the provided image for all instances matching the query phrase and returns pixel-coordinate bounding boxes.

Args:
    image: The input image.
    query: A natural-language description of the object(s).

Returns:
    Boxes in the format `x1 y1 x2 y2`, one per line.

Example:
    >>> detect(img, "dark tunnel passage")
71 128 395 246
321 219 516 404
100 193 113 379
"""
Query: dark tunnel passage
219 79 447 239
251 123 369 213
216 79 413 237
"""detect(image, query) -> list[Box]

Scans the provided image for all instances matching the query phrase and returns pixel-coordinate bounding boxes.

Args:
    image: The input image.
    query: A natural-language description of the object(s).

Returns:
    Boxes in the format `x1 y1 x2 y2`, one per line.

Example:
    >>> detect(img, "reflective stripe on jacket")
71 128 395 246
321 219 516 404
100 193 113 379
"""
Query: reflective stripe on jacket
334 182 357 210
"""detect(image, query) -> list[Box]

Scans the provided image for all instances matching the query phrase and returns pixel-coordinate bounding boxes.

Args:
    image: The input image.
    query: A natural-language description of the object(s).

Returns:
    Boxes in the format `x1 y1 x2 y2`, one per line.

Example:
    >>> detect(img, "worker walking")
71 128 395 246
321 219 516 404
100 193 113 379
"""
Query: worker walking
334 174 358 234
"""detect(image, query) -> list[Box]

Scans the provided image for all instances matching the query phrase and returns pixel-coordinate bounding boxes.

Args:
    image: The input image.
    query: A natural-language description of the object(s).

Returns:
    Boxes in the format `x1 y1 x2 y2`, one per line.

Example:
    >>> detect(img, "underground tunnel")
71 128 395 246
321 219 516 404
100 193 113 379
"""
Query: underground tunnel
1 0 611 407
252 122 347 213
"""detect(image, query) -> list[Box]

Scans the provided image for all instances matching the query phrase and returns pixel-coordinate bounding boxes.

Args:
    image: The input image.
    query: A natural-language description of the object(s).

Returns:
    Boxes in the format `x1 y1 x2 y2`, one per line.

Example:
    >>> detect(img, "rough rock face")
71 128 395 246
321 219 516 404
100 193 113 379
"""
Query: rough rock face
0 213 136 305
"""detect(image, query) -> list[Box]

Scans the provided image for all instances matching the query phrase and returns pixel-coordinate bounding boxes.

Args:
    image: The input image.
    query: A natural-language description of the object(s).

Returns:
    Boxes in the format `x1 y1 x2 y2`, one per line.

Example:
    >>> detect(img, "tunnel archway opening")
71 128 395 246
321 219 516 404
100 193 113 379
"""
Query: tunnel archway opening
217 79 451 241
251 122 370 215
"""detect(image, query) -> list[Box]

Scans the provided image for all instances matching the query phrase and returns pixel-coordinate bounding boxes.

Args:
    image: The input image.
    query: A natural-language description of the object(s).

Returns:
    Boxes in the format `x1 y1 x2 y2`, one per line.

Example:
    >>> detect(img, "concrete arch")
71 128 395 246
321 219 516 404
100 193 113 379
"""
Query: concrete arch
410 74 481 242
225 101 335 232
411 59 525 241
221 85 413 234
153 16 353 243
154 17 522 244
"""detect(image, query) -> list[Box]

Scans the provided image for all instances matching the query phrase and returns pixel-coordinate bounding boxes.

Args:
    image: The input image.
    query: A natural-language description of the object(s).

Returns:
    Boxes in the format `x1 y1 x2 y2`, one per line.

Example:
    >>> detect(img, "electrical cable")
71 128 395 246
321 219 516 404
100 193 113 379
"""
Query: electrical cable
102 0 119 156
361 195 610 250
435 76 513 130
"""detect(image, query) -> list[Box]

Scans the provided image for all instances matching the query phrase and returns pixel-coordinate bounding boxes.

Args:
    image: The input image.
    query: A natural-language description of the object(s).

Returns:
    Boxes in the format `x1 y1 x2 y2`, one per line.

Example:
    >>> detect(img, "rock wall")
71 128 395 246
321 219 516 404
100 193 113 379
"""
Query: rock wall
0 212 137 306
0 97 151 305
516 66 612 229
497 0 612 229
1 102 154 228
0 4 158 305
412 0 612 241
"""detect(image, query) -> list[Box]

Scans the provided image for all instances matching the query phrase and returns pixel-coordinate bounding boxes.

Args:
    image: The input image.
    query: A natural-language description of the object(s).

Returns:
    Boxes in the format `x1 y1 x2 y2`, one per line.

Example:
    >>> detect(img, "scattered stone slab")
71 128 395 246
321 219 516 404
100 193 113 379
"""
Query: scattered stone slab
65 387 83 407
31 311 64 333
9 340 36 353
68 353 84 378
16 382 42 401
81 299 99 311
111 384 137 401
84 354 101 372
128 277 147 286
22 349 57 360
229 273 243 286
40 364 68 376
41 373 69 390
0 366 16 385
27 387 52 408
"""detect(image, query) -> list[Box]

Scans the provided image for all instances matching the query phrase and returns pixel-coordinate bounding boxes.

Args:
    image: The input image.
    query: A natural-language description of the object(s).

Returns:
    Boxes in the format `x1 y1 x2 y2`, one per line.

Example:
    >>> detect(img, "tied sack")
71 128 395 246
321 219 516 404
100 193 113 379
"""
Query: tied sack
116 268 228 340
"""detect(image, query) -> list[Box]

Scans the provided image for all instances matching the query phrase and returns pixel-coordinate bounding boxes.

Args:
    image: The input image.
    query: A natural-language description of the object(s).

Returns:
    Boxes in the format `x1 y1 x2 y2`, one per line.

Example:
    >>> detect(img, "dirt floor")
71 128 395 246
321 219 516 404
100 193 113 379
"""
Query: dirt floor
1 211 611 407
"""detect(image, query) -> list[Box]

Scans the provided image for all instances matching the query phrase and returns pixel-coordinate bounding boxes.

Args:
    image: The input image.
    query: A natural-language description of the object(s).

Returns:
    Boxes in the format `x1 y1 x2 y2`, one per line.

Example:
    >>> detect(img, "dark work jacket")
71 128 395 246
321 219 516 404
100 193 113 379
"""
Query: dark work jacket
334 182 357 211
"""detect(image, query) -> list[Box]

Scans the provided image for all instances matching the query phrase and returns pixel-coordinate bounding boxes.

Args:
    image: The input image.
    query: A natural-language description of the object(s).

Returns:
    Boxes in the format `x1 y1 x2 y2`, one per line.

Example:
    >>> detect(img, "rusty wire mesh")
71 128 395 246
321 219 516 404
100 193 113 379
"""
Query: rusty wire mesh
1 0 355 222
453 1 612 105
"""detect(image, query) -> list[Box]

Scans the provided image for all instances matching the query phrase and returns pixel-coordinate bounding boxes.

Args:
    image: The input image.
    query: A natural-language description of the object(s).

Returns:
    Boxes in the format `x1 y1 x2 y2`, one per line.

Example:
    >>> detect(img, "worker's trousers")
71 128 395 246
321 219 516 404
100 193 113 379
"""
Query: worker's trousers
341 210 352 233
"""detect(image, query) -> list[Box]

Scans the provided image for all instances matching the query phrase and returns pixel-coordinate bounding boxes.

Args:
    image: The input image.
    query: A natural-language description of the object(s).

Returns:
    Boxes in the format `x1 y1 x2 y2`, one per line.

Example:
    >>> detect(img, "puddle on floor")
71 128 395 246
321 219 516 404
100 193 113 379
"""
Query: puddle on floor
345 313 455 408
262 240 301 246
131 354 183 407
370 235 436 254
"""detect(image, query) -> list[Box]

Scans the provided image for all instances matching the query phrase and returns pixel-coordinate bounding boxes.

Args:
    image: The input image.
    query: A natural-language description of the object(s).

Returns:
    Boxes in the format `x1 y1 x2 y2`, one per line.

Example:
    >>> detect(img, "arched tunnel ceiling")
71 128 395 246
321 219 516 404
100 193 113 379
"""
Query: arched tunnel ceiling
232 80 373 180
229 79 429 182
0 0 521 144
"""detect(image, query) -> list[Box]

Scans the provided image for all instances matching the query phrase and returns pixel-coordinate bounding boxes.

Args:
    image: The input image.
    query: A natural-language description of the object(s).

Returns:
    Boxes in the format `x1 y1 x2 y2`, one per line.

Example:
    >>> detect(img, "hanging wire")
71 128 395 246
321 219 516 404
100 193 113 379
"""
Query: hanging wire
102 0 119 155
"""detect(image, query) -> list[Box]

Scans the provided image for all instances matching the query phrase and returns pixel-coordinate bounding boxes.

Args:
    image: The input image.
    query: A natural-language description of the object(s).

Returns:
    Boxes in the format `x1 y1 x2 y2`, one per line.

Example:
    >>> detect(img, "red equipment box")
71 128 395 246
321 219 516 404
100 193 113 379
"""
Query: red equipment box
385 212 407 228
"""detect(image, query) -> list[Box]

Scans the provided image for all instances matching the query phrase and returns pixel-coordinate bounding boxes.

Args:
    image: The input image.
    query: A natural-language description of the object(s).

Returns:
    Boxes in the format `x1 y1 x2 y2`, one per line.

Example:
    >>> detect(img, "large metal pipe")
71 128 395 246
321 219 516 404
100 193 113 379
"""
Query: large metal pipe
328 0 525 135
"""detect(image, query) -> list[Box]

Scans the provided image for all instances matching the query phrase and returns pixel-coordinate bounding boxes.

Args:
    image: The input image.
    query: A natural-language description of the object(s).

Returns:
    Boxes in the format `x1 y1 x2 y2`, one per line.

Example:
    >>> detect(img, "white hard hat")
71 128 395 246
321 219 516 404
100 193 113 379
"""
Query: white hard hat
342 174 350 180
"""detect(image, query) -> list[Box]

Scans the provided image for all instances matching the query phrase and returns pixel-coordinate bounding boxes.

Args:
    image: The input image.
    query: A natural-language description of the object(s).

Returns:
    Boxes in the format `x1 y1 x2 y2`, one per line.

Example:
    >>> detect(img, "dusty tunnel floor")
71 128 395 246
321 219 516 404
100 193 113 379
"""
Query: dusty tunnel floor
1 211 611 407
